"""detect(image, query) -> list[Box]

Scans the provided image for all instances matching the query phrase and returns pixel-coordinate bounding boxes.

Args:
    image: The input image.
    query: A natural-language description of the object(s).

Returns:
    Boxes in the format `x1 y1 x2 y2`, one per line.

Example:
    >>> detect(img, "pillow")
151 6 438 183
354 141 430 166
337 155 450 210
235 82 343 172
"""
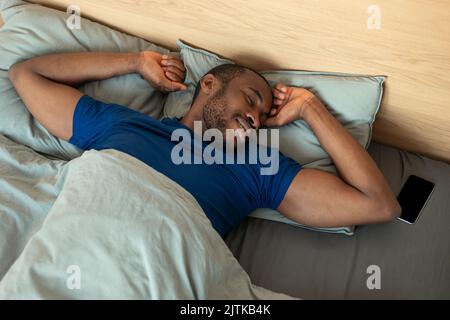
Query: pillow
162 41 233 119
0 0 171 160
163 39 386 236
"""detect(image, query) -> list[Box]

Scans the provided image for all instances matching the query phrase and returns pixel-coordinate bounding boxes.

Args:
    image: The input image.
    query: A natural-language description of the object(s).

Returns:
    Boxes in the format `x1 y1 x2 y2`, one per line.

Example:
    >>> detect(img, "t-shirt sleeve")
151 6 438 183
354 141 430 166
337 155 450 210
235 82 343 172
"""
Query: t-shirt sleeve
69 95 138 150
258 150 302 210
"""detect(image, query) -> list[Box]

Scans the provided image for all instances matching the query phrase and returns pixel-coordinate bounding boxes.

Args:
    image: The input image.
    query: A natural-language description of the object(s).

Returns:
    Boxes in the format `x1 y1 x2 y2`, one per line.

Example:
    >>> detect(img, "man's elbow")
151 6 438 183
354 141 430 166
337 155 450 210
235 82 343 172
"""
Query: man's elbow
8 63 23 84
8 61 31 85
378 199 402 222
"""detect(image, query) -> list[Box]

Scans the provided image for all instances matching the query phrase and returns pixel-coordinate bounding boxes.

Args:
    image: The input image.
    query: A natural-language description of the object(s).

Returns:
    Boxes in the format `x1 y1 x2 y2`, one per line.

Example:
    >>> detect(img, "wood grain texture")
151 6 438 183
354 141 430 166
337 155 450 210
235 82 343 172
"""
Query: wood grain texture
30 0 450 163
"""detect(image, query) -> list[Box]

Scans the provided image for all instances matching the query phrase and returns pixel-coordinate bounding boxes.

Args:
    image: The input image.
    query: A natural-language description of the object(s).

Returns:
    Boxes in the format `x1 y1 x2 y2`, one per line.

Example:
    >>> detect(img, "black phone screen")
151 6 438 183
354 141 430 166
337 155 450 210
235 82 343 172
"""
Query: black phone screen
397 175 434 223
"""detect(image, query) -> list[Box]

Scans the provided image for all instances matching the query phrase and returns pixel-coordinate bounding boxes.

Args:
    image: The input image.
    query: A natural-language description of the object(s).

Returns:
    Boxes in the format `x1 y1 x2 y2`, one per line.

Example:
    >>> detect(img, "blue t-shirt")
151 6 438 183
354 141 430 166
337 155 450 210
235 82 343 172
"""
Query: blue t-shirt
69 95 302 237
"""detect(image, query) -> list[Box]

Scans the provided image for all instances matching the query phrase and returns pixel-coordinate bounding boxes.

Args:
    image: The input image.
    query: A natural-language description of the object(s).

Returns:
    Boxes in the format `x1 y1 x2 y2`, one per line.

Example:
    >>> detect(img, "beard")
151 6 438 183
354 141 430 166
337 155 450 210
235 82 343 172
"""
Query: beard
201 85 248 149
202 85 228 135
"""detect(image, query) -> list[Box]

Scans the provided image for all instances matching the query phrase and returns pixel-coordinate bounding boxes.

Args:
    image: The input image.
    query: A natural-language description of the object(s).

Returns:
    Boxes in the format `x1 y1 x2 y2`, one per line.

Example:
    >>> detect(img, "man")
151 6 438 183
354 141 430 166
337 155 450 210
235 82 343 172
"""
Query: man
8 50 401 238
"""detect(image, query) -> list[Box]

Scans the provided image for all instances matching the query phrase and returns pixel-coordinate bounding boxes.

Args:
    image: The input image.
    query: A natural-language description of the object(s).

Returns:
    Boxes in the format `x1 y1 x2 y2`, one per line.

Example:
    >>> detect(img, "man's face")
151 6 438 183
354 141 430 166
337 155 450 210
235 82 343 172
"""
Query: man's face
202 70 273 143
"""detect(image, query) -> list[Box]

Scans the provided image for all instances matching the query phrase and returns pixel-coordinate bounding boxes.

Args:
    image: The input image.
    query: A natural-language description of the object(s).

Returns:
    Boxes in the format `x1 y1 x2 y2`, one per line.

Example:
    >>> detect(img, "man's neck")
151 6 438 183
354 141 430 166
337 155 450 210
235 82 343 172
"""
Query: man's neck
180 106 203 131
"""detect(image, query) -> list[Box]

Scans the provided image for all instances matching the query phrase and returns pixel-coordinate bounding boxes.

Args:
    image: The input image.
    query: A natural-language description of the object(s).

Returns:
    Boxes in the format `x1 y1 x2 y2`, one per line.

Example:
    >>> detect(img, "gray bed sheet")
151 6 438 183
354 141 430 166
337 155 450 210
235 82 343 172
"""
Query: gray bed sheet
225 141 450 299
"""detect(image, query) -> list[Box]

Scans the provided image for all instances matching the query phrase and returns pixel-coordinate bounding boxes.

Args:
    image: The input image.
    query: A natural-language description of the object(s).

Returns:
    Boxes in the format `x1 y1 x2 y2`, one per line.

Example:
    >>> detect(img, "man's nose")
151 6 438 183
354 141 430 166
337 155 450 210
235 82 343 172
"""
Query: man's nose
246 113 260 129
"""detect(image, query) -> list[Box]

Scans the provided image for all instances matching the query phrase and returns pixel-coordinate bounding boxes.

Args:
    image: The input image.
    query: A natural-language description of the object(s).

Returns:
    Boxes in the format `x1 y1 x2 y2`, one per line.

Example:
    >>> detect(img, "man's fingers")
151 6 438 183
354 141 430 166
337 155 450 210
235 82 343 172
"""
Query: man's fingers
273 92 285 101
164 70 179 82
172 81 188 91
161 56 186 72
273 98 284 105
163 67 184 80
274 83 287 92
163 67 184 81
272 87 286 100
272 87 283 95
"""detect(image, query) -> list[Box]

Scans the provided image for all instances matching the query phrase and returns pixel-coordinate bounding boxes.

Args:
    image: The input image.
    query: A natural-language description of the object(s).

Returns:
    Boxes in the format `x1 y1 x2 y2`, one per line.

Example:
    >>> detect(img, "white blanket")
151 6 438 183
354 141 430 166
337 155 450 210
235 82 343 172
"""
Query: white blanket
0 147 295 299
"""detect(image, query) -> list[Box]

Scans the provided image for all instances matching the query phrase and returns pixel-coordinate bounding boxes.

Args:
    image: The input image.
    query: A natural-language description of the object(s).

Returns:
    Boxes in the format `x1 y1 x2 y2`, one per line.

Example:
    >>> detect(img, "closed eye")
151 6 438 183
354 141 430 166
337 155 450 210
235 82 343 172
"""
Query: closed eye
246 95 254 106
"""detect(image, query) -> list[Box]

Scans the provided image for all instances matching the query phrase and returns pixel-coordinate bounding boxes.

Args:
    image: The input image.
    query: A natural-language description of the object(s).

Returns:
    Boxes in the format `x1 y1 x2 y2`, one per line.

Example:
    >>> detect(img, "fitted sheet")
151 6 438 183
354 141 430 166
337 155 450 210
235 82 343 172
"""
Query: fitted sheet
225 141 450 299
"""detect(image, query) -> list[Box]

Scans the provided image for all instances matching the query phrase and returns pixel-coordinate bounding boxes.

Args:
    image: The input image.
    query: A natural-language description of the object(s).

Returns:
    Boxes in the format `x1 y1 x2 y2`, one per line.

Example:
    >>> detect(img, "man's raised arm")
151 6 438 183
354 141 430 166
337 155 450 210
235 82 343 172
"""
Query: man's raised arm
8 51 186 141
265 84 401 228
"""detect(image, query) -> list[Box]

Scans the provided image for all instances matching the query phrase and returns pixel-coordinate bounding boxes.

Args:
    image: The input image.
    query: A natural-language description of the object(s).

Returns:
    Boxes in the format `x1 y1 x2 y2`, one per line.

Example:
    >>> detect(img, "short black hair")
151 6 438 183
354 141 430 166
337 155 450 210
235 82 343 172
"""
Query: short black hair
190 63 271 106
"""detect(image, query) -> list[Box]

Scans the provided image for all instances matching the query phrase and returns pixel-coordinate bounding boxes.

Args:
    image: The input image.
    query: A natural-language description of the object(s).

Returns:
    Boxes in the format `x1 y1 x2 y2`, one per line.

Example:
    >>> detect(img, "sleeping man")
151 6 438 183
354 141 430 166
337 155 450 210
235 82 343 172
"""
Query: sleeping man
8 51 401 237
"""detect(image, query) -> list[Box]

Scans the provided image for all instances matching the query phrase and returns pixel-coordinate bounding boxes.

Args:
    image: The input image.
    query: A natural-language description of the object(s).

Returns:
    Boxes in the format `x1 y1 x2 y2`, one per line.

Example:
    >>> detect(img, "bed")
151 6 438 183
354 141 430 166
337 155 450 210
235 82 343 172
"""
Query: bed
0 0 449 299
225 141 450 299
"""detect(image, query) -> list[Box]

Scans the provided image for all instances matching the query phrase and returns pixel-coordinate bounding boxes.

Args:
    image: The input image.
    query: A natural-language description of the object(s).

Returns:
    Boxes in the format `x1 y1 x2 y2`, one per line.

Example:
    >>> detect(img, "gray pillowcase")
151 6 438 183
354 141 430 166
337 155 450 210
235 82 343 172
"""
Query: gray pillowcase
163 39 386 236
0 0 170 160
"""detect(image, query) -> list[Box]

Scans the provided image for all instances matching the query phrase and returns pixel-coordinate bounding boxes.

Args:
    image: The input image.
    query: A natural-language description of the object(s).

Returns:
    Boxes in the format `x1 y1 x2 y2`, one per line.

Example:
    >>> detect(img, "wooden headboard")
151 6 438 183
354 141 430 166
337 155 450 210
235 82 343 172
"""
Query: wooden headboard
11 1 450 163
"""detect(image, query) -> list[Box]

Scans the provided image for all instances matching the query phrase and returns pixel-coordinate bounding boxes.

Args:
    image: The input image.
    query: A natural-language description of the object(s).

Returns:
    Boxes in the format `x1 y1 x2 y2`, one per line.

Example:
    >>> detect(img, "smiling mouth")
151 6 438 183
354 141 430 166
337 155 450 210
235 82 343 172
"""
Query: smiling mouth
235 116 251 130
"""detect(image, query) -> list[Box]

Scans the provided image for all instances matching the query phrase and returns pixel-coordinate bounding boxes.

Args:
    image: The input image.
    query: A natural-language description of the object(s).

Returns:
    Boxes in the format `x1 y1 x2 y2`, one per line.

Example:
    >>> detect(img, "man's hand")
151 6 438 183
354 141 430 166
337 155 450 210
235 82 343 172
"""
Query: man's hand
264 83 316 127
138 51 188 93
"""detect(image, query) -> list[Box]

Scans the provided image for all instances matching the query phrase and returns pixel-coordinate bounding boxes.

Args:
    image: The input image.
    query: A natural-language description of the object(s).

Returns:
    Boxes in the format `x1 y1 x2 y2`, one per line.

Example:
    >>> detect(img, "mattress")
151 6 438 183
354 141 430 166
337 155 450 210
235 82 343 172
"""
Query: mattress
225 141 450 299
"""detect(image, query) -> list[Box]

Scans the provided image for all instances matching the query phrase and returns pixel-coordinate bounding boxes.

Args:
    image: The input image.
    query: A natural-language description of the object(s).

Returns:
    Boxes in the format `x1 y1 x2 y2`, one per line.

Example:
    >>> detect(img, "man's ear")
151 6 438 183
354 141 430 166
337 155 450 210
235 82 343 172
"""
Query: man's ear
200 74 218 96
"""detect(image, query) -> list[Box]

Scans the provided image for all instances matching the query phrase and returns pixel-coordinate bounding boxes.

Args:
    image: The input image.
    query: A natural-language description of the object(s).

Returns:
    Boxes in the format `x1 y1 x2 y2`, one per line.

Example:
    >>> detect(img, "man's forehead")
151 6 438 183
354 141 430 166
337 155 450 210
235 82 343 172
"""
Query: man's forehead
233 71 272 100
243 70 269 87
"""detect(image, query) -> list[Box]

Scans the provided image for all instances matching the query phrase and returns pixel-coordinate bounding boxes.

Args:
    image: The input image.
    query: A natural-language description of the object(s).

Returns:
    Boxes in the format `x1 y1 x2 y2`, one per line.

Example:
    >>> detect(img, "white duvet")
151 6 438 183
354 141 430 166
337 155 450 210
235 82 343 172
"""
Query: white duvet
0 143 294 299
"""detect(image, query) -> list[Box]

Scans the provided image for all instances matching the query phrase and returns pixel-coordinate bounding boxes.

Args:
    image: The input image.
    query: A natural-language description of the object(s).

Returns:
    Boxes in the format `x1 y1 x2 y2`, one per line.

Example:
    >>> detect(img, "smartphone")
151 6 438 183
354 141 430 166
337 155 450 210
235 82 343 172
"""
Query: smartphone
397 175 435 224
